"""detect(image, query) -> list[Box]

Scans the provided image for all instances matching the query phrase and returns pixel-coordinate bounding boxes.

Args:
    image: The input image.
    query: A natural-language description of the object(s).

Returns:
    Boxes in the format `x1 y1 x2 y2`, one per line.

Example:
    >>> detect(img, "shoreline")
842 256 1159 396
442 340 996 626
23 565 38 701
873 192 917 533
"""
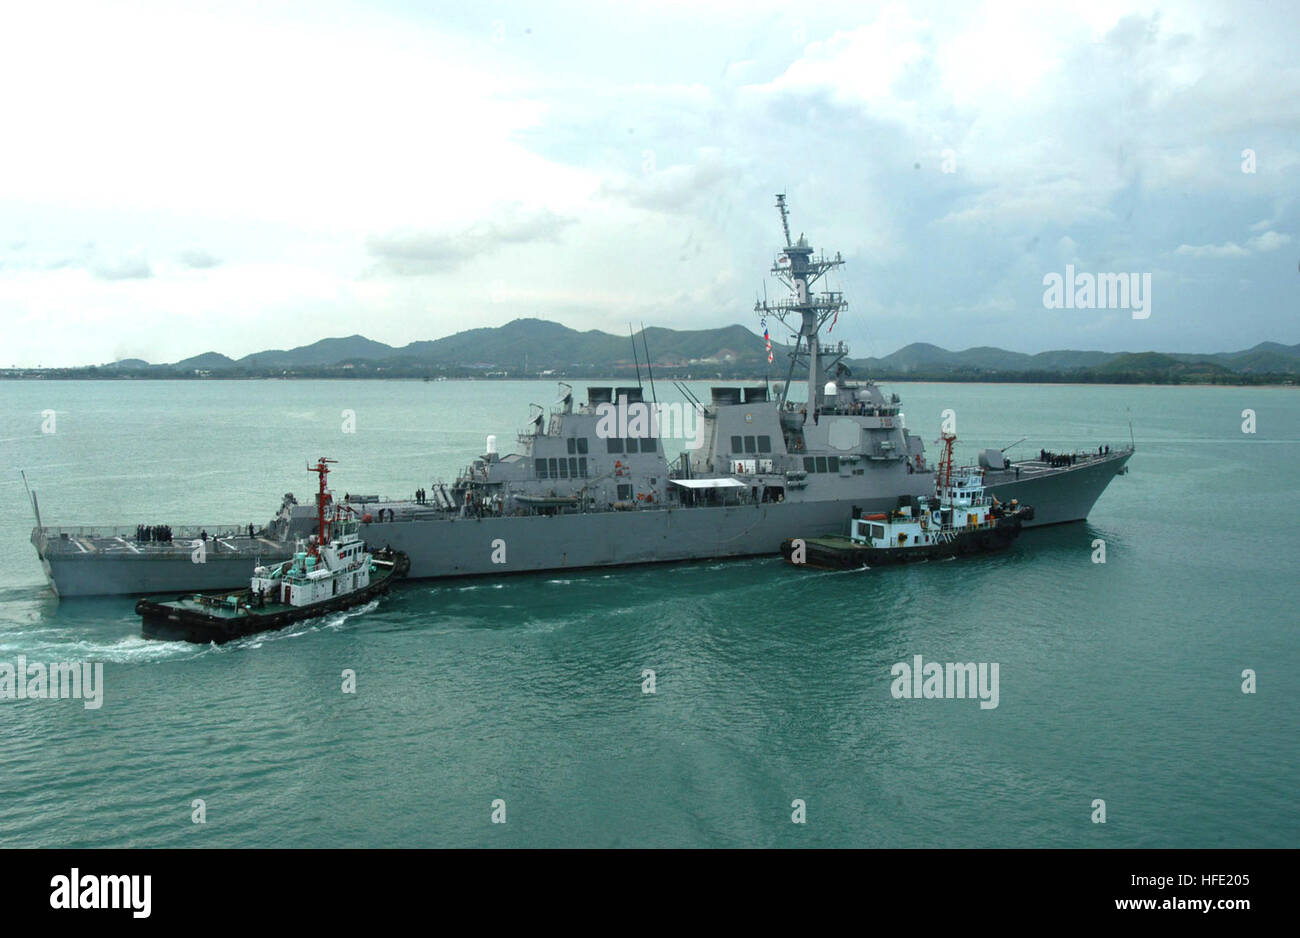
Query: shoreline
1 375 1295 388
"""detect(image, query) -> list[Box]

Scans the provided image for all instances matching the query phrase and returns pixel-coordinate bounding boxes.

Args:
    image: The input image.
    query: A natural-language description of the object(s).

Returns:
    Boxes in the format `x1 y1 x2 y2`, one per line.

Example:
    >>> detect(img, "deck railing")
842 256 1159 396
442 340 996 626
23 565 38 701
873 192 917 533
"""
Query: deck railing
38 524 259 542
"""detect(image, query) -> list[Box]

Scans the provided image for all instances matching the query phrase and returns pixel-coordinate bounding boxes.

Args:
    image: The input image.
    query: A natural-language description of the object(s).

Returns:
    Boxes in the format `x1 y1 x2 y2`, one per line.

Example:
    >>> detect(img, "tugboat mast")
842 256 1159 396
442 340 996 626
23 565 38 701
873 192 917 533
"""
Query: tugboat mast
937 432 957 494
308 457 337 550
756 194 848 413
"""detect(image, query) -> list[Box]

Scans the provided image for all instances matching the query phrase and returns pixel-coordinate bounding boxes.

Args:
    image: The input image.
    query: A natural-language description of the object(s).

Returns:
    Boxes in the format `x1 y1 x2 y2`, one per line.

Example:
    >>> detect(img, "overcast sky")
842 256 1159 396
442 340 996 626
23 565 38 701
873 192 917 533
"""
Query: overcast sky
1 0 1296 367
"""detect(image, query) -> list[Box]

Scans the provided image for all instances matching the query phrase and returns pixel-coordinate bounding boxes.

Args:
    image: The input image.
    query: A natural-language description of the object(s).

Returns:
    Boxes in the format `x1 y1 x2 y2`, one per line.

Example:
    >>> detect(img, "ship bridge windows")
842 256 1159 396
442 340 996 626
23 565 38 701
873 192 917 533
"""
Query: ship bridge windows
541 456 589 479
567 437 590 454
732 434 773 454
607 436 657 455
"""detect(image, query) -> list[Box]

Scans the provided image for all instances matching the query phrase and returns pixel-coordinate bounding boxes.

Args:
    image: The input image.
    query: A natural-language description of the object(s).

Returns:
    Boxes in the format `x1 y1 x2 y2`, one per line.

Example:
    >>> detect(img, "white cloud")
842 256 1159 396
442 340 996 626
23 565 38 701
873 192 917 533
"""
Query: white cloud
1174 231 1291 258
366 204 577 275
1248 230 1292 252
1174 241 1250 259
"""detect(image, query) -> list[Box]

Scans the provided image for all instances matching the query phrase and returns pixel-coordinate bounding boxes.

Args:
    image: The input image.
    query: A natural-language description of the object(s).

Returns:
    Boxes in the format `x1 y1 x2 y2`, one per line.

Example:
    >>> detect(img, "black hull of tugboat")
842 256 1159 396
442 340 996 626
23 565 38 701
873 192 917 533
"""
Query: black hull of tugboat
780 519 1026 570
137 553 410 644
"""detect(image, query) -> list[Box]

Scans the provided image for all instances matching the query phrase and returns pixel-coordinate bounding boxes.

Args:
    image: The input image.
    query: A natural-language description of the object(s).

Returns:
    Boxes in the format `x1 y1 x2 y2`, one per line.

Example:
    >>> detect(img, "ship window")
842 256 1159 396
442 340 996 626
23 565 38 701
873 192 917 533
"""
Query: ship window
757 435 771 453
804 457 815 473
815 456 828 473
578 457 588 478
558 459 569 478
731 435 743 452
625 437 640 454
871 524 885 539
576 438 588 454
827 456 840 472
567 438 576 454
548 458 559 477
536 458 548 479
569 457 578 476
744 436 756 453
606 438 624 454
617 484 632 501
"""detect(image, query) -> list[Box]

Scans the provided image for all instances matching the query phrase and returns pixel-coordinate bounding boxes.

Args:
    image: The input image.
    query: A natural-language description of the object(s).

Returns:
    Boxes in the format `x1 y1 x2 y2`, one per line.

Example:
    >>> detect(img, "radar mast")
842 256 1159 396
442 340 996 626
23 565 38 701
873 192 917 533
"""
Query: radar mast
755 194 849 412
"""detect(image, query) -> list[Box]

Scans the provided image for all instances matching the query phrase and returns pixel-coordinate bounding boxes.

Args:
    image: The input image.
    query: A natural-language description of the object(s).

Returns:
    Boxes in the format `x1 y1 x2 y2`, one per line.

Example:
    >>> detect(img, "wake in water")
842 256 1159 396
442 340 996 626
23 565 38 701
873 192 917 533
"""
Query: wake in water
0 628 206 665
0 598 384 661
218 599 382 650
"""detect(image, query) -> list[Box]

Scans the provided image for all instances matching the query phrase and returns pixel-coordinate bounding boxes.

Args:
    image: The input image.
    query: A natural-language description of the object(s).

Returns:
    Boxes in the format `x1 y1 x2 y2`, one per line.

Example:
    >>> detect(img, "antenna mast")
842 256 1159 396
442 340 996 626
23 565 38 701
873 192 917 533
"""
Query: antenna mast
308 457 337 550
755 194 848 412
640 321 658 406
629 324 643 390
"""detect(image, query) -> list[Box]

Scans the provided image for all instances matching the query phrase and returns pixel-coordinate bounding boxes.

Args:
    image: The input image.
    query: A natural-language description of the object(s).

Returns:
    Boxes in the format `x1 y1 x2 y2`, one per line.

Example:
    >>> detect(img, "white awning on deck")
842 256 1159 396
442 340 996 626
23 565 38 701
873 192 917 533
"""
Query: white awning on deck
669 478 746 490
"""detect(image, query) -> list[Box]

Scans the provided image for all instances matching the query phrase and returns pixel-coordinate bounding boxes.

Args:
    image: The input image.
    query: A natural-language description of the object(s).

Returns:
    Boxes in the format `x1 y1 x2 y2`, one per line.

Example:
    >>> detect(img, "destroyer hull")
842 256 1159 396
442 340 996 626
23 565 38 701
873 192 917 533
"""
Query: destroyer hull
37 542 294 598
985 449 1131 526
39 450 1129 596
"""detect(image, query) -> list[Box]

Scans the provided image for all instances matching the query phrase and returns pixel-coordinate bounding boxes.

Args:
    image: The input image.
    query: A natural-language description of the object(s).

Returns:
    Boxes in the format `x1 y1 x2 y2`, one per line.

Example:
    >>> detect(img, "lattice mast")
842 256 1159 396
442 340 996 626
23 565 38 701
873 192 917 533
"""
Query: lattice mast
755 194 847 412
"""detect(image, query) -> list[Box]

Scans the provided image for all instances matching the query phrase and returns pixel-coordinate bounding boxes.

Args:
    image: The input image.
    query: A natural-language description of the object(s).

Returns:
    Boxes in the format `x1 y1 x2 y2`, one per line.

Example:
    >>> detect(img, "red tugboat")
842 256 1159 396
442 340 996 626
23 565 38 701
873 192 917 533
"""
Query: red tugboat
780 431 1034 569
137 458 409 643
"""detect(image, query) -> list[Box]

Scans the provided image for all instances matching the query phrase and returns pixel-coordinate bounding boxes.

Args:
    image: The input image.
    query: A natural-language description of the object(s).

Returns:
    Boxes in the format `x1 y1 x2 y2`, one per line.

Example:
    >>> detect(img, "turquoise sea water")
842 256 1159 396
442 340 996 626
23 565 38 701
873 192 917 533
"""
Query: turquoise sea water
0 379 1296 847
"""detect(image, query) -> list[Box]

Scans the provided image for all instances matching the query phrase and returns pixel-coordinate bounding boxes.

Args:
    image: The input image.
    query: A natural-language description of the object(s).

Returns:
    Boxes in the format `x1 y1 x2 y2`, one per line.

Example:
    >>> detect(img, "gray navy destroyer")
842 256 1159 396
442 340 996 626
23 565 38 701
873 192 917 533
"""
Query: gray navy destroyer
28 195 1133 596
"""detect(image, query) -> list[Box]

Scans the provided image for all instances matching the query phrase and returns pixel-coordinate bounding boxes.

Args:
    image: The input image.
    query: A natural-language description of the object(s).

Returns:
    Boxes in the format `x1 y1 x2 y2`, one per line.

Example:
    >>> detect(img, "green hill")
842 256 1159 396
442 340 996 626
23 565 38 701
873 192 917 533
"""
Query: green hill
20 319 1291 384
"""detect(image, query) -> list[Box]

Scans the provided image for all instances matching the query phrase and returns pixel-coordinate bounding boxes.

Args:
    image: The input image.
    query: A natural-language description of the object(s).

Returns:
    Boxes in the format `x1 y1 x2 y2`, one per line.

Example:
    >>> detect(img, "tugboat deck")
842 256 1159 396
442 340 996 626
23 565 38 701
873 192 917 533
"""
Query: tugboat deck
161 594 294 618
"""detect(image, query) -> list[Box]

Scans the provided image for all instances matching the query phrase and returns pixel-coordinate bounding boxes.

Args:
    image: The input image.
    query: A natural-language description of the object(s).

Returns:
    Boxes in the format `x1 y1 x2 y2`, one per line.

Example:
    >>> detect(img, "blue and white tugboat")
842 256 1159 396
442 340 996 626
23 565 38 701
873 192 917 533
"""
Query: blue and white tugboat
780 432 1034 569
137 458 409 643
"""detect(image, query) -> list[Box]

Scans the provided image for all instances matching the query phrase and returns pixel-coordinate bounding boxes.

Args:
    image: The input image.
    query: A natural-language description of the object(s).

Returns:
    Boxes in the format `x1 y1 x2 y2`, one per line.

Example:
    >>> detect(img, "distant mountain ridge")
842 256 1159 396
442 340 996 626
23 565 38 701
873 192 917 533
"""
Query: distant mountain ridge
13 317 1276 384
168 319 774 372
144 318 1300 376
